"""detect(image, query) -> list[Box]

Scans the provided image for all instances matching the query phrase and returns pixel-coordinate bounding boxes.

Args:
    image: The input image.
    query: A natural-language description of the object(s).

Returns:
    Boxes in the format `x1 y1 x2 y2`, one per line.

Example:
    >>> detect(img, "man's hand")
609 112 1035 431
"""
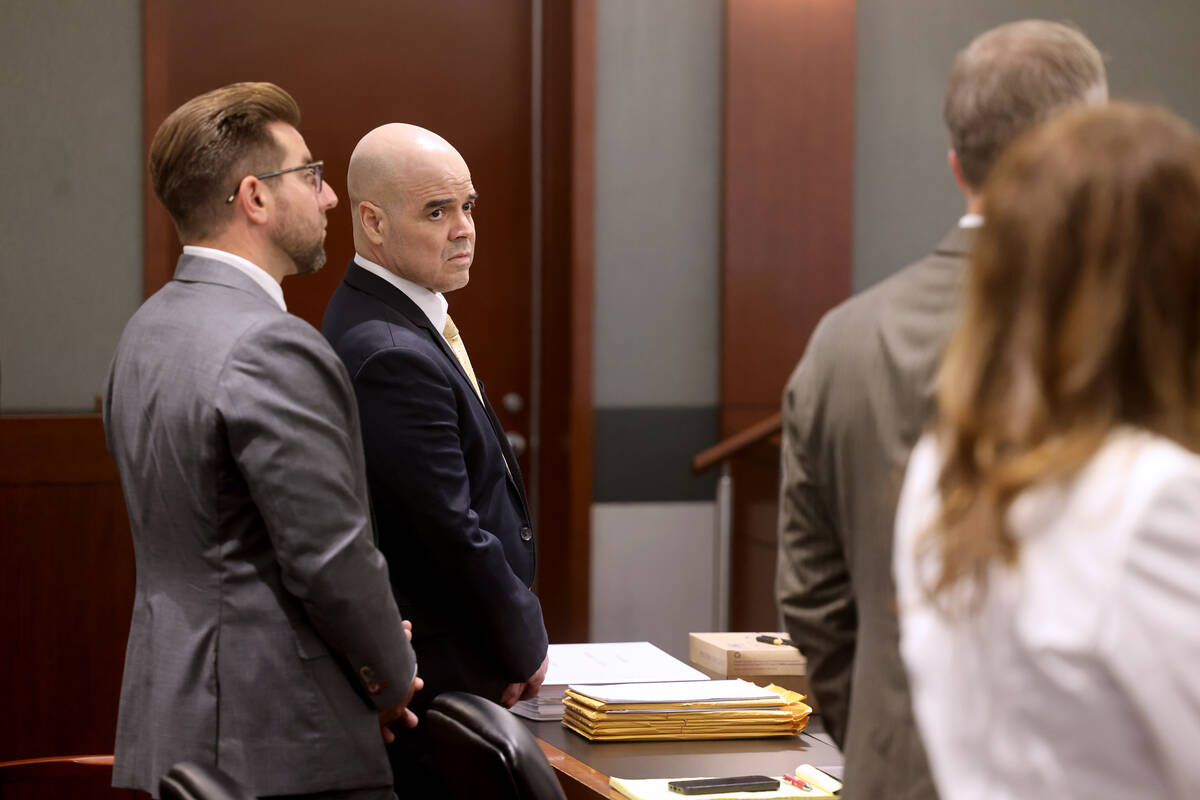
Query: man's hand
499 653 550 708
378 672 423 743
520 653 550 700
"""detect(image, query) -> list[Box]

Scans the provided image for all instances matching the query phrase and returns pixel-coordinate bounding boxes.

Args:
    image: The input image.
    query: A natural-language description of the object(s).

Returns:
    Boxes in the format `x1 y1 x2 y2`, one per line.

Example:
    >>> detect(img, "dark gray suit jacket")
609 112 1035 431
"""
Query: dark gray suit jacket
776 226 972 800
103 253 416 797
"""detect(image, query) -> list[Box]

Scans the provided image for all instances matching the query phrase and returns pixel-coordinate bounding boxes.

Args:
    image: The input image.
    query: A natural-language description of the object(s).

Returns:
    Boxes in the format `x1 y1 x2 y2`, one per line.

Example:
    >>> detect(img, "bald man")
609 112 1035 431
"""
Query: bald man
322 124 548 787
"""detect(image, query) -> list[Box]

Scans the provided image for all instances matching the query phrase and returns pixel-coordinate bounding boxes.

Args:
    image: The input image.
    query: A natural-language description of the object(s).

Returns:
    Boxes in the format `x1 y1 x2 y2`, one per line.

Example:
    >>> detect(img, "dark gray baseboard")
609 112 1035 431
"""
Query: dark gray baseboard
593 406 720 503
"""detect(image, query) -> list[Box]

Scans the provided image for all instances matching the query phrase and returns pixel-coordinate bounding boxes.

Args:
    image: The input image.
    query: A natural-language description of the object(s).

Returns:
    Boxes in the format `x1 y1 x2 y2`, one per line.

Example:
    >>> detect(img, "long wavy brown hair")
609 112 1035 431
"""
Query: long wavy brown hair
927 102 1200 608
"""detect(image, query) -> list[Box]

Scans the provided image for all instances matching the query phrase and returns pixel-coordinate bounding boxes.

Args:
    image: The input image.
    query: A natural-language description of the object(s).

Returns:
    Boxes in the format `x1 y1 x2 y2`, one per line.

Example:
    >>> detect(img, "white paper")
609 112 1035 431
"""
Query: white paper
568 678 778 704
511 642 709 720
542 641 708 687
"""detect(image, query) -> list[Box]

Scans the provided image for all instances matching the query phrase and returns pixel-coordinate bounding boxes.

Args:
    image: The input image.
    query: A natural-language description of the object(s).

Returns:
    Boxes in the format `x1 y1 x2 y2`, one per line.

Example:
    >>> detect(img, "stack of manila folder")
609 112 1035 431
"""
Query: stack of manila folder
512 641 708 721
562 679 811 742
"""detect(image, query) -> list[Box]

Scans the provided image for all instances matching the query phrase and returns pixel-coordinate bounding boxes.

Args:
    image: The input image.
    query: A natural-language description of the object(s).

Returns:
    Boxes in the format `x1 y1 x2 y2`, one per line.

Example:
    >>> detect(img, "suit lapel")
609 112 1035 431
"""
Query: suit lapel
343 262 531 512
344 263 460 359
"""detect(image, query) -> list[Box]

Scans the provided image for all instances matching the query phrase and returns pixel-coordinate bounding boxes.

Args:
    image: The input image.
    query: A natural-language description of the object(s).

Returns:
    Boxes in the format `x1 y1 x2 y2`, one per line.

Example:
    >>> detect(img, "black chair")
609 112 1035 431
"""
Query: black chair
427 692 567 800
159 762 253 800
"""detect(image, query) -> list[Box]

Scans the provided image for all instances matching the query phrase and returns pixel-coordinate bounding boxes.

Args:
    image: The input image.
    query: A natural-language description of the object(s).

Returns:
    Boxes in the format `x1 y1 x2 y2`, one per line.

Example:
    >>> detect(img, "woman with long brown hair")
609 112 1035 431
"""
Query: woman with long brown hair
894 102 1200 798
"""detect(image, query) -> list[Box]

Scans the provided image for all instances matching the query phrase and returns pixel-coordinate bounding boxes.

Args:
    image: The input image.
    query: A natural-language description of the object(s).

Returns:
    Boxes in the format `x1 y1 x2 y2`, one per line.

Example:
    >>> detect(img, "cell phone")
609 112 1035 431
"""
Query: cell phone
667 775 780 794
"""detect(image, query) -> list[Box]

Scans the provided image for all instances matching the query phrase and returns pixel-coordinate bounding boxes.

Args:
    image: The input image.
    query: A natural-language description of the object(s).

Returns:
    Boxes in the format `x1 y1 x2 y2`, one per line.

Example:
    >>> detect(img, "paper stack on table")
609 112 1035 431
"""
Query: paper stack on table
511 641 708 721
562 679 812 741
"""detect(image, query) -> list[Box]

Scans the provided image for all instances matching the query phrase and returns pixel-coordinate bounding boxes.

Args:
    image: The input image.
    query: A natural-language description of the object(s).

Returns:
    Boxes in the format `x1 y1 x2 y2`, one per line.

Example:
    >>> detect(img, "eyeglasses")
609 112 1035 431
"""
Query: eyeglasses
225 160 324 204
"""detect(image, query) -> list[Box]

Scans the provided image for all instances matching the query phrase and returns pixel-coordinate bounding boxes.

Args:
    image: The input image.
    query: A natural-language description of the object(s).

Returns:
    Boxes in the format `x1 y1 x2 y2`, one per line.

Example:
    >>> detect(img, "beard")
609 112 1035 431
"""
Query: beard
284 235 327 275
272 200 327 275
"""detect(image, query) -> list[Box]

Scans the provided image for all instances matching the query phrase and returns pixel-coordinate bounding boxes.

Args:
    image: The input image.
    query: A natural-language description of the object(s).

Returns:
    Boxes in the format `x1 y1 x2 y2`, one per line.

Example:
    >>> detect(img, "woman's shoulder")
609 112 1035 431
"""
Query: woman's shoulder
1085 428 1200 511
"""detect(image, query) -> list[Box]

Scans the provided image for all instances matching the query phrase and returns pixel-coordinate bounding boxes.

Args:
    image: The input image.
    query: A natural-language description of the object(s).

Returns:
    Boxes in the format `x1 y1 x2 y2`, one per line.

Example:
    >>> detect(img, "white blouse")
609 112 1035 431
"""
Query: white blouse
894 429 1200 799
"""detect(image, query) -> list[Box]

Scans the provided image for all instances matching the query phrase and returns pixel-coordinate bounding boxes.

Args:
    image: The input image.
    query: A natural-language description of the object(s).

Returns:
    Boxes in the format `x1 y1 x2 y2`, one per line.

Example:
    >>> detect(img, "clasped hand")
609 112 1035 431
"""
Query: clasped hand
499 652 550 708
379 619 422 742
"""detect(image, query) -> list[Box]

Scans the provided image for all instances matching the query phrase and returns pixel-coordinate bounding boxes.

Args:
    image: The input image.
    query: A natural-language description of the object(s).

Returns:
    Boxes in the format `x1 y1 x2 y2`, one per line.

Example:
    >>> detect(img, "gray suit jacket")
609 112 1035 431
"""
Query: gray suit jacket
776 227 971 800
103 254 416 797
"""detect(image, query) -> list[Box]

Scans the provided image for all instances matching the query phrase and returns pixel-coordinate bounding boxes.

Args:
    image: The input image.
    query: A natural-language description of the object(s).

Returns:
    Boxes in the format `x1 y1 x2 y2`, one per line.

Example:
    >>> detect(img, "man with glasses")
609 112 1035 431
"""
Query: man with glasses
104 82 420 799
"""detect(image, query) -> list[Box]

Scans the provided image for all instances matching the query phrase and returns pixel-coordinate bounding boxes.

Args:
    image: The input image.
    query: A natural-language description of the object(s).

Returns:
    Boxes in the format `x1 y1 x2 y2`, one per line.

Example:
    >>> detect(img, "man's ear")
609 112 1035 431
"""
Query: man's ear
948 148 970 195
231 176 271 225
948 148 986 212
359 200 385 245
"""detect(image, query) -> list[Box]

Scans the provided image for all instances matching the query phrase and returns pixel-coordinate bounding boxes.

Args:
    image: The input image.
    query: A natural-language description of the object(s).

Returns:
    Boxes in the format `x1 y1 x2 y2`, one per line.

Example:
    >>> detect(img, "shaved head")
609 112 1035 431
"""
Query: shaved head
348 123 477 292
348 124 463 239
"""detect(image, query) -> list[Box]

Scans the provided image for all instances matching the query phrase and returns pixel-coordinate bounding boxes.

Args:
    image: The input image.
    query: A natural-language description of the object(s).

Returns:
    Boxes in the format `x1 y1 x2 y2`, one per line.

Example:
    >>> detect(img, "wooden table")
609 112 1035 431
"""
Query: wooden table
523 717 843 800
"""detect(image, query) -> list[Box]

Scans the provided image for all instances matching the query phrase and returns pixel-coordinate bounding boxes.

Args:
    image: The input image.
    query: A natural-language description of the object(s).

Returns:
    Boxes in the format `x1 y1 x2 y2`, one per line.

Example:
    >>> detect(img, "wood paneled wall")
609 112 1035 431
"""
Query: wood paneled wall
142 0 595 644
0 417 134 764
721 0 856 629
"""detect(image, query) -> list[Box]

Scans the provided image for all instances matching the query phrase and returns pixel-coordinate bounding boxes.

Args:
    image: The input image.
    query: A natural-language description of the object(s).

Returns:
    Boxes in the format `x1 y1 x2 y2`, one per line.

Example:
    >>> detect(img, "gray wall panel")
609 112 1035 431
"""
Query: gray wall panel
854 0 1200 292
594 0 722 409
590 502 718 660
0 0 143 411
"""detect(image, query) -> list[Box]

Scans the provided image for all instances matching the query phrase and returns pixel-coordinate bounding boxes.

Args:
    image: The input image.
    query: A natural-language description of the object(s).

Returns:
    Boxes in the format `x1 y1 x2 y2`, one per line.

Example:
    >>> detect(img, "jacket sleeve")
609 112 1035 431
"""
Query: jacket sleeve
218 314 417 711
351 342 547 684
775 338 857 747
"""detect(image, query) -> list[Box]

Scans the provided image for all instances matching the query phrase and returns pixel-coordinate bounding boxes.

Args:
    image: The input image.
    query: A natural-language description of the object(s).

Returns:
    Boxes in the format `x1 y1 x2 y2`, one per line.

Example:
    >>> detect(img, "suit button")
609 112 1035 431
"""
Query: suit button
520 525 533 542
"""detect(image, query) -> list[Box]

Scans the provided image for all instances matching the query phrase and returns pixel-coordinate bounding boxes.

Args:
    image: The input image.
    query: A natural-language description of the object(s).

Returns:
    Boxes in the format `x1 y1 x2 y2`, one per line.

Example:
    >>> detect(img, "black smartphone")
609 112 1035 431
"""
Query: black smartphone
667 775 780 795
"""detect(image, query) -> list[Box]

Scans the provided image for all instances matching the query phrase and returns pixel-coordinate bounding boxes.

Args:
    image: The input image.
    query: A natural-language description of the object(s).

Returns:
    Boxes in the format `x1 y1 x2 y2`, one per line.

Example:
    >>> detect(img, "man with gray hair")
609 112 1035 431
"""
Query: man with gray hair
776 20 1106 800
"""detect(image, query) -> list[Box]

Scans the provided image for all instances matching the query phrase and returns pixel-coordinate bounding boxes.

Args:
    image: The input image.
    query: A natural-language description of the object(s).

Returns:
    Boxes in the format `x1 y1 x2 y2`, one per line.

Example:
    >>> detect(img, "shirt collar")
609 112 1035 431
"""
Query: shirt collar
958 213 984 229
354 253 448 332
182 245 286 311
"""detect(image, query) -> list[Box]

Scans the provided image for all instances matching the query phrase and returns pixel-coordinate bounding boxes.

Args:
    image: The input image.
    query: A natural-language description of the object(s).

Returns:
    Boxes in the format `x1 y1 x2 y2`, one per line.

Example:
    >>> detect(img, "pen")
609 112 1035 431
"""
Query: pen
782 774 812 791
756 634 796 647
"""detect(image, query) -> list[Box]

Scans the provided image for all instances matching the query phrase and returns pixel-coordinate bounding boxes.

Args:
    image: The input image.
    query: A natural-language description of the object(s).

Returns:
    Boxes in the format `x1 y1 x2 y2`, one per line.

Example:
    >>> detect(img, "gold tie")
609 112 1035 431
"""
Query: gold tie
442 314 482 401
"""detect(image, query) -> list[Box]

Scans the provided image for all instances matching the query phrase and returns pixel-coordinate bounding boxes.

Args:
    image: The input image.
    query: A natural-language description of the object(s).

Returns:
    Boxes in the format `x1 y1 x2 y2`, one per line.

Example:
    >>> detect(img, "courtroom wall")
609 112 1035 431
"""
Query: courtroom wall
854 0 1200 291
592 0 1200 658
9 1 1200 661
0 0 143 412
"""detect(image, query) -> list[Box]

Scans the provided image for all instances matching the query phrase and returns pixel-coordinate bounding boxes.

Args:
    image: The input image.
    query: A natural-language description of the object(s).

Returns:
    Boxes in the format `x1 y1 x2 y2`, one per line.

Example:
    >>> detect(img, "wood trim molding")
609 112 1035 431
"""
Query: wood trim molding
567 0 596 643
142 0 174 298
0 755 114 782
536 738 613 800
720 0 856 433
692 411 781 474
536 0 595 644
719 0 857 629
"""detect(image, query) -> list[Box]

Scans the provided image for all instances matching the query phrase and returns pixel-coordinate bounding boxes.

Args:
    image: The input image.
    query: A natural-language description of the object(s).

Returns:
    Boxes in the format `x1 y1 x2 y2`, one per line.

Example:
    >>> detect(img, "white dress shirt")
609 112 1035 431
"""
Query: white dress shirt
894 428 1200 800
353 253 448 332
182 245 286 311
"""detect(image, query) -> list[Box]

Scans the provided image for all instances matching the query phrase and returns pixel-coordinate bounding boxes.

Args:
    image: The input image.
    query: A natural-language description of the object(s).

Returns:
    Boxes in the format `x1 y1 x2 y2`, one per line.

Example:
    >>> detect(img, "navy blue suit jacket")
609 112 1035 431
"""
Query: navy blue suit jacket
322 261 547 709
